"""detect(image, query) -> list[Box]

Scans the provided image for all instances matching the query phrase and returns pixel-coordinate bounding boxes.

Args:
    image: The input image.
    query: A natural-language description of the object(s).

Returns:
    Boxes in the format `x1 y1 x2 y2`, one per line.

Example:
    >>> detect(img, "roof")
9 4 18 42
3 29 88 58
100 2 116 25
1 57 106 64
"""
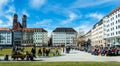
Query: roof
108 6 120 16
0 28 11 31
22 28 47 32
12 22 22 30
53 28 77 32
92 19 103 29
86 30 91 35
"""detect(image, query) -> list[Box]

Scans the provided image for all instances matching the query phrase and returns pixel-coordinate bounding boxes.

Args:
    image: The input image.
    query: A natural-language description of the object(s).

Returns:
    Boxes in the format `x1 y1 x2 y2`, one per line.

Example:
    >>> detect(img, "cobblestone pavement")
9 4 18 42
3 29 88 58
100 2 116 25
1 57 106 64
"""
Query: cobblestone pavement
0 50 120 62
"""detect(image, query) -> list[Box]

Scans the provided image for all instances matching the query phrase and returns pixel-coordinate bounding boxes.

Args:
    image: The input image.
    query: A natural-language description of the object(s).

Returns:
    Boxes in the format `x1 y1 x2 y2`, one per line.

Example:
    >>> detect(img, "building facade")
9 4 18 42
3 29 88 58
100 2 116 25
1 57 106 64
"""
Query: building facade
21 28 48 46
33 28 48 46
0 14 48 47
22 28 34 46
91 19 105 46
85 30 91 41
0 28 12 46
104 6 120 47
52 28 77 46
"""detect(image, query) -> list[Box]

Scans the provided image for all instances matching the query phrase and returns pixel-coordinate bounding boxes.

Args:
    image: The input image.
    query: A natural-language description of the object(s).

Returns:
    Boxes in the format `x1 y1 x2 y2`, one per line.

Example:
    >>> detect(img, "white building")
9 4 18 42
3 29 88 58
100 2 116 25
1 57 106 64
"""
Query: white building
0 28 12 46
91 19 105 46
104 6 120 47
52 28 77 46
33 28 48 46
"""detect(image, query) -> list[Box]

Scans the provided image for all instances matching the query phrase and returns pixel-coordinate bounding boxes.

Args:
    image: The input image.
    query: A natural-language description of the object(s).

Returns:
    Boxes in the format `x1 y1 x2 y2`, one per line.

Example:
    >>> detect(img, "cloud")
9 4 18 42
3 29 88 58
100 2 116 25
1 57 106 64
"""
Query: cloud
35 19 52 26
0 0 8 9
87 13 104 20
0 0 15 28
5 5 15 14
30 0 46 9
22 10 30 17
75 22 92 34
34 19 53 37
71 0 113 8
61 12 77 24
46 29 52 37
0 18 12 28
0 15 13 28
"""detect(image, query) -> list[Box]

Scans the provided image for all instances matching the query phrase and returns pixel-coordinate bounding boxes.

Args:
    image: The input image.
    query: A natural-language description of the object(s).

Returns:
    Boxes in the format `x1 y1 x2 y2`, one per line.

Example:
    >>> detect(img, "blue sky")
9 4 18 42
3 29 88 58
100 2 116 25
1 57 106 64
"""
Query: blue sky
0 0 120 35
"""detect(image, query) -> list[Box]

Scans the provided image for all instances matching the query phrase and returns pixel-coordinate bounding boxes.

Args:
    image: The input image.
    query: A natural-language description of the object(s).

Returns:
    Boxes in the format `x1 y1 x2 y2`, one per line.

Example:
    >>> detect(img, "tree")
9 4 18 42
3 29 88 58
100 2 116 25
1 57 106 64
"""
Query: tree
76 35 86 46
86 39 91 47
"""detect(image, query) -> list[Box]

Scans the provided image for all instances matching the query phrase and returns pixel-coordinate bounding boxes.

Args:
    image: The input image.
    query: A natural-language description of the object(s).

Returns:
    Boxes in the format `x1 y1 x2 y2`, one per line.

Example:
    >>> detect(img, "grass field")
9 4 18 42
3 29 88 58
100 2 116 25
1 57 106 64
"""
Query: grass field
0 48 12 56
0 62 120 66
0 47 62 56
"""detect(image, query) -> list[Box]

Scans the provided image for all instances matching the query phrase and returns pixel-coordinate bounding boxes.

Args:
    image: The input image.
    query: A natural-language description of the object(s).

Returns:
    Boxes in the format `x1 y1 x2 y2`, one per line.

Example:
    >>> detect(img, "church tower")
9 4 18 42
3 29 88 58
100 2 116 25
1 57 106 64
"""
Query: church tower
22 15 27 28
13 14 18 28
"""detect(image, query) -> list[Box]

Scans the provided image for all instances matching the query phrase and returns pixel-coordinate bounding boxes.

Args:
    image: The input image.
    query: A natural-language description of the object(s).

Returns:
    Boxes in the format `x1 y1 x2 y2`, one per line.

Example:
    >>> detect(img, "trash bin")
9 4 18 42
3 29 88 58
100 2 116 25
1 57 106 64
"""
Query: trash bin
4 54 9 61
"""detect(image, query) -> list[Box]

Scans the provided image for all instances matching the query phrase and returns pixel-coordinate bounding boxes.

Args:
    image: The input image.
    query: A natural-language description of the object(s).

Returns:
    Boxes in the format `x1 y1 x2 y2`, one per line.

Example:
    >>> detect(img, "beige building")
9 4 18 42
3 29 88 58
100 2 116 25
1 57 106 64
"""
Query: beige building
22 28 48 46
91 19 105 46
85 30 91 41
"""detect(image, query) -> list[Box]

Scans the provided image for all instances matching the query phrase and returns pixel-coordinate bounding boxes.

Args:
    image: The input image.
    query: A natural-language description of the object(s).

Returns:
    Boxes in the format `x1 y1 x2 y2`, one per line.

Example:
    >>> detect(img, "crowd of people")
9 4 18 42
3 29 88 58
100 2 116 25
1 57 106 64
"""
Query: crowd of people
80 45 120 56
37 47 60 57
12 47 61 58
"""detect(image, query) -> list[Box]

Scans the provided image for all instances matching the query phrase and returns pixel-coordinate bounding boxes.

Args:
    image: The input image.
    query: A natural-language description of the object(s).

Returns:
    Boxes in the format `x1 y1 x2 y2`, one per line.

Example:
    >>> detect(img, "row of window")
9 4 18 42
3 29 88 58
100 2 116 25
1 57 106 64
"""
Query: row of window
109 13 120 21
34 38 43 40
106 19 120 27
107 31 120 36
107 25 120 32
0 41 11 43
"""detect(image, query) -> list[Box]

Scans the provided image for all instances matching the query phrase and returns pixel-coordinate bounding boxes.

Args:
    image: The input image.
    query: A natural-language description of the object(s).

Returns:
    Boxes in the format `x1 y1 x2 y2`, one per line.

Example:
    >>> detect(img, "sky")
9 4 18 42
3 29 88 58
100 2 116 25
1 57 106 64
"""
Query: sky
0 0 120 36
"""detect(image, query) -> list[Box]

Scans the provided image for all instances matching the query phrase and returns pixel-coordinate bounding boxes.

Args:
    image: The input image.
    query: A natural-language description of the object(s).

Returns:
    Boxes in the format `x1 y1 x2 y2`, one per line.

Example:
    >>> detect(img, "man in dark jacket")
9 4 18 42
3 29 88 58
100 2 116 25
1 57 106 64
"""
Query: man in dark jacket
31 48 36 58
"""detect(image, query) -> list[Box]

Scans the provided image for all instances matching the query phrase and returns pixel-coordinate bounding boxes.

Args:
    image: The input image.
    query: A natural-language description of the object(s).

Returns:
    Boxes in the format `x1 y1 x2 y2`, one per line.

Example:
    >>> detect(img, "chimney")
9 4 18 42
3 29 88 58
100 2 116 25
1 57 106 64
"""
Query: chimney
22 14 27 28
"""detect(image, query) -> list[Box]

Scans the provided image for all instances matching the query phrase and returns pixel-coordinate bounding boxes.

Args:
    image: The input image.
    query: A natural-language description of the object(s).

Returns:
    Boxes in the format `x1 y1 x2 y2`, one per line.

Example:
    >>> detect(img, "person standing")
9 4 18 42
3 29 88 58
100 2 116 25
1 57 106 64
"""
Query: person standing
43 47 46 56
38 48 42 57
31 47 36 58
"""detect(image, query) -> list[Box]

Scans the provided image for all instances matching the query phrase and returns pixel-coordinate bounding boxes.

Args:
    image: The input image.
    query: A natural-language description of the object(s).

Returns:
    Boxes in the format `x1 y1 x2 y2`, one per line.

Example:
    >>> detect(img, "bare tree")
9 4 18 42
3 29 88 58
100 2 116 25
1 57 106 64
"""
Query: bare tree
76 35 86 46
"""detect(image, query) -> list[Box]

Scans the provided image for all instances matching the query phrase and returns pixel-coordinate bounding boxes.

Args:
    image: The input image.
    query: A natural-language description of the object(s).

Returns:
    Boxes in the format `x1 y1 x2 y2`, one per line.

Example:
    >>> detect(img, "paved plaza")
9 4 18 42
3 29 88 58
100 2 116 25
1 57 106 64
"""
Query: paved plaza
0 50 120 62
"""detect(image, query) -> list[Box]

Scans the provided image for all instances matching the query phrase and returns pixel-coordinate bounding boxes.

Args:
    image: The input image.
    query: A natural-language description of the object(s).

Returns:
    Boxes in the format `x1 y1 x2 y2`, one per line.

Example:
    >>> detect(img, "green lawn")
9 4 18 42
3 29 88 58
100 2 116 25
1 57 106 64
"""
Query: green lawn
0 47 62 56
0 48 12 56
0 62 120 66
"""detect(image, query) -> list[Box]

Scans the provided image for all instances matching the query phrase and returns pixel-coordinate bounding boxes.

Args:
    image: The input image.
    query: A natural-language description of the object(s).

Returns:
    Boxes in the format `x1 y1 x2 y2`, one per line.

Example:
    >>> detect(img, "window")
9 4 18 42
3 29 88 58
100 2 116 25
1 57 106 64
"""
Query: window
118 31 120 34
111 33 112 36
111 18 112 21
118 14 120 17
116 21 118 24
118 19 120 23
116 15 118 18
113 27 114 30
113 32 114 35
118 25 120 28
116 32 118 35
111 28 112 31
116 26 118 29
111 23 112 26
